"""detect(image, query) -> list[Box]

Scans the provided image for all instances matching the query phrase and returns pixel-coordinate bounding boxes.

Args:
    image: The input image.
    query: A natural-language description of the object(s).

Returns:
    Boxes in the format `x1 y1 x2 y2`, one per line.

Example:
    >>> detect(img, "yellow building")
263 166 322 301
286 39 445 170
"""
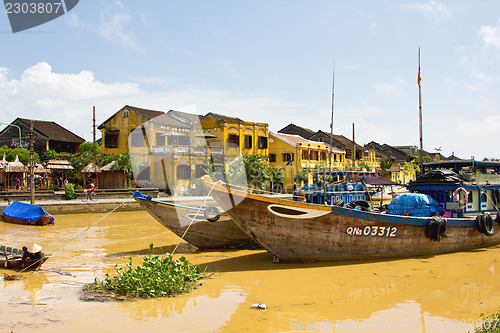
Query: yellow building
200 113 269 167
268 132 345 193
98 105 165 156
98 106 270 194
360 149 381 171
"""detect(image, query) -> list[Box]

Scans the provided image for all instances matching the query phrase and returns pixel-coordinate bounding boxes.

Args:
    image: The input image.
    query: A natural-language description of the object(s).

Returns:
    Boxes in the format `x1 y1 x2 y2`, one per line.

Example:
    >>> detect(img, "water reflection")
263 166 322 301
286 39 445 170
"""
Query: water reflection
0 210 500 332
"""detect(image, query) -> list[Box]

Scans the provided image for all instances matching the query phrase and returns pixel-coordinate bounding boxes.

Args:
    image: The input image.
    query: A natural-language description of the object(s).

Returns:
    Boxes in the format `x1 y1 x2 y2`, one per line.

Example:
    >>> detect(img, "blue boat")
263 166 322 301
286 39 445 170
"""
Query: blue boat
293 170 399 206
2 201 55 226
407 160 500 218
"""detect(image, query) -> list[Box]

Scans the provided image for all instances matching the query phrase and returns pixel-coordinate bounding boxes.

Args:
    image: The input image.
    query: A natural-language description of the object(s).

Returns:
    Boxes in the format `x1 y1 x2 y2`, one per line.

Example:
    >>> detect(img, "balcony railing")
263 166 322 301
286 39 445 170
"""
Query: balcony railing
152 146 170 153
193 147 207 154
176 146 189 153
210 147 224 155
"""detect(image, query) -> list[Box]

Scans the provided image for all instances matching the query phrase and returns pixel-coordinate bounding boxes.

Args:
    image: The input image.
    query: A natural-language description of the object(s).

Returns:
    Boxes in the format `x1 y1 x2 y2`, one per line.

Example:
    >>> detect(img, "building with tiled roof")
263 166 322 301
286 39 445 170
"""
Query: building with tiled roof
277 123 316 140
0 117 84 156
269 132 345 192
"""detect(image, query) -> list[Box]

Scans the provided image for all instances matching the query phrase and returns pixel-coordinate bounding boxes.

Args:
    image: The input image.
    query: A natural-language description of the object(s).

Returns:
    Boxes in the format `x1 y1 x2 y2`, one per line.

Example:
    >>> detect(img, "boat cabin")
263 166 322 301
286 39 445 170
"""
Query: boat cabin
407 161 500 218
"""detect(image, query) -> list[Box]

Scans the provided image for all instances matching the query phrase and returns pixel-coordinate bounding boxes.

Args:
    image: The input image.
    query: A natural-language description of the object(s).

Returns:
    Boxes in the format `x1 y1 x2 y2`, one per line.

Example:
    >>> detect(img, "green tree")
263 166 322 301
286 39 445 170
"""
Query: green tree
271 167 286 184
294 170 308 184
423 155 434 163
403 159 420 176
111 152 133 187
78 141 101 155
379 158 394 178
358 161 370 171
242 154 272 191
0 145 39 164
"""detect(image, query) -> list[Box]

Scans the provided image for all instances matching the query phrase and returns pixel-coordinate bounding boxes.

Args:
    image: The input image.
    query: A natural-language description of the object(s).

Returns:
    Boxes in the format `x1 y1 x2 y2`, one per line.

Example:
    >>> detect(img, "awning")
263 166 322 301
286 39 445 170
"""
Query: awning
45 159 74 170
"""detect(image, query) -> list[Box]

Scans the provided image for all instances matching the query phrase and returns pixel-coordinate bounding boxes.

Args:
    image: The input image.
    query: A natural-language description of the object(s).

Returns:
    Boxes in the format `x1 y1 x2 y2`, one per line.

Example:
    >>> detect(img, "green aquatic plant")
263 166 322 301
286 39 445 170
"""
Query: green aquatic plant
473 311 500 333
85 245 203 298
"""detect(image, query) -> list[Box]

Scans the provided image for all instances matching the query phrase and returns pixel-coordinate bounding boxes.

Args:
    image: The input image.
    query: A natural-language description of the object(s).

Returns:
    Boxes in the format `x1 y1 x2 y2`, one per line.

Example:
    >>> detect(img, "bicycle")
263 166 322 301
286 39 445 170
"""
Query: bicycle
81 190 98 202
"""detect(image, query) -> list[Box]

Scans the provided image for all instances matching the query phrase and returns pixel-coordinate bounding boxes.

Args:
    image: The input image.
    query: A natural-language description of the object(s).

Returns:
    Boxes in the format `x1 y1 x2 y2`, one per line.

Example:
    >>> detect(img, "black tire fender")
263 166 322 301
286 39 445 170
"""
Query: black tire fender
484 215 495 236
425 217 446 241
204 206 220 222
475 215 486 234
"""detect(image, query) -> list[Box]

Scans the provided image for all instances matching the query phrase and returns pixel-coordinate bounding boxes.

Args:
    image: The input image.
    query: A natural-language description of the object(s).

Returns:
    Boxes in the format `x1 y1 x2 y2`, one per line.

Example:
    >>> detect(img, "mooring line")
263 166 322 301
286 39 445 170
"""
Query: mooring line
171 180 219 255
19 195 134 273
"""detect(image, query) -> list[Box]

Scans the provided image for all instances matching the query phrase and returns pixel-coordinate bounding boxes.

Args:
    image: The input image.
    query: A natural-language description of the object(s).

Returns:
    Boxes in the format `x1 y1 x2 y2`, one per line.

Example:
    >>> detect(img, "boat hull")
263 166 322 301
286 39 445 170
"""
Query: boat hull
206 181 500 262
134 195 255 249
1 201 54 226
2 214 54 226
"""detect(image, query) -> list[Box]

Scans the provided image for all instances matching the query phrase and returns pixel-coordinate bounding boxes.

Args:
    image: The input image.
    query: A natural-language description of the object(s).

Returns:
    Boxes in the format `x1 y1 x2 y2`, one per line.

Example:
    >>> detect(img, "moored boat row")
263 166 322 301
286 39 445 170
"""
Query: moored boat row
196 161 500 262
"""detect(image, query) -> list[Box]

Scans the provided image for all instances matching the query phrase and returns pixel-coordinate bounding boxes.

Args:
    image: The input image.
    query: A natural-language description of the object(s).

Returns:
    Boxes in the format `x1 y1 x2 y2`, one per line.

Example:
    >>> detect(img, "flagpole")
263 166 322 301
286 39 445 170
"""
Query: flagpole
418 47 424 175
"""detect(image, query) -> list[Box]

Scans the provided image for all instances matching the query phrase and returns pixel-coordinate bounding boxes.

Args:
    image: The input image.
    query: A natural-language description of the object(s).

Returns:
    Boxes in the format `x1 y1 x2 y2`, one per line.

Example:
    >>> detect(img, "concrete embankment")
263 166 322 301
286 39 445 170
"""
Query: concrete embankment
0 194 221 214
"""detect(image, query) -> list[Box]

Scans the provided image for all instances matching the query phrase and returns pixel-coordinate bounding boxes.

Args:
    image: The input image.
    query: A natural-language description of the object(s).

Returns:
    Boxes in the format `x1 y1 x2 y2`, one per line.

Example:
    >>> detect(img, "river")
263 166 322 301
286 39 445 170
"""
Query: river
1 209 500 332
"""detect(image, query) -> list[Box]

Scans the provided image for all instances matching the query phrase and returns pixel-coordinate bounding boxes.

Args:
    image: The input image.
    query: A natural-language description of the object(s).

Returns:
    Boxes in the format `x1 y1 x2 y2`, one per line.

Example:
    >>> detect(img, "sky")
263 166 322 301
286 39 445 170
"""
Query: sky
1 0 500 160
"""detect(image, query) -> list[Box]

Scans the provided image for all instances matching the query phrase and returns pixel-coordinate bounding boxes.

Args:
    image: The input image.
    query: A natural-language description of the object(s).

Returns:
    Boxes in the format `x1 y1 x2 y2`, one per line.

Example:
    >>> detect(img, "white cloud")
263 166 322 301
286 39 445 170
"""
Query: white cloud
375 76 406 95
215 58 239 78
67 1 144 52
479 19 500 49
0 63 303 142
97 1 144 52
400 1 451 22
0 62 139 138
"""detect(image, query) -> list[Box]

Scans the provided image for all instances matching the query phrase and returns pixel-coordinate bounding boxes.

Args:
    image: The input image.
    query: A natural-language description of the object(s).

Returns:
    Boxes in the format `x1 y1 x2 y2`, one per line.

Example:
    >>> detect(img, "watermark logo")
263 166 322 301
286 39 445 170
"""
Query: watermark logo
4 0 79 33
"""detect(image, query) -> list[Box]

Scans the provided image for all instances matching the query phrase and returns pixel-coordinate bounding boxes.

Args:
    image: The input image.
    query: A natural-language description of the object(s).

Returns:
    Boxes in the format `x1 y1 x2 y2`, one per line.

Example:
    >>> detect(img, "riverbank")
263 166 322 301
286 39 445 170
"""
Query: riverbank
0 189 218 214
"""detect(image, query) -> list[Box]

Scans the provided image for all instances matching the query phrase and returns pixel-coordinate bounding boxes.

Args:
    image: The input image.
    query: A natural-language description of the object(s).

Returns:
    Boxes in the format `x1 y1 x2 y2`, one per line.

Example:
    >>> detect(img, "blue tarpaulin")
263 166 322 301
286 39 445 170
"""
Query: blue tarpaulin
2 201 54 224
387 193 442 217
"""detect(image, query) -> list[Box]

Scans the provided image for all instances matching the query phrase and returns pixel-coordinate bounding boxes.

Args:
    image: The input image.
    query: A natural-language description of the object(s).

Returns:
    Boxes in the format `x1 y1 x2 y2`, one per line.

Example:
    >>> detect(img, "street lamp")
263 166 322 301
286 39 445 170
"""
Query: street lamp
0 122 22 148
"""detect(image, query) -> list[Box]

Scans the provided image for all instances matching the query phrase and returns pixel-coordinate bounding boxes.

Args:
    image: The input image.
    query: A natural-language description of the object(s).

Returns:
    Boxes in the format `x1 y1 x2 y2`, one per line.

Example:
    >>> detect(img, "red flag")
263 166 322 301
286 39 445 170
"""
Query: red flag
418 68 421 87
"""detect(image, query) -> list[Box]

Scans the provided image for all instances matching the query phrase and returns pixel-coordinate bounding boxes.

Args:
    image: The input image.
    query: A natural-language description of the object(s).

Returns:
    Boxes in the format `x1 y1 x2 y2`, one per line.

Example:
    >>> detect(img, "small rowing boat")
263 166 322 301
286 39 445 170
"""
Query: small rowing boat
0 245 49 270
2 201 54 226
133 190 255 249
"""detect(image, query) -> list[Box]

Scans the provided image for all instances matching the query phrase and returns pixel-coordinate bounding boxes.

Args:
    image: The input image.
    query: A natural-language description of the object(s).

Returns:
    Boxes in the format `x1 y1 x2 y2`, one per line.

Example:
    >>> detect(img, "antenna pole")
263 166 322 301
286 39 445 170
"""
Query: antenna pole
418 48 424 175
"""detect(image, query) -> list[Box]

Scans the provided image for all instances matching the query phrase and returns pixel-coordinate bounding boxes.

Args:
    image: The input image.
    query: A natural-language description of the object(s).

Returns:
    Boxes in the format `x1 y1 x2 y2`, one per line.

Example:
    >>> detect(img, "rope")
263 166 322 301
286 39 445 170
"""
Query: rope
171 180 219 255
19 195 134 273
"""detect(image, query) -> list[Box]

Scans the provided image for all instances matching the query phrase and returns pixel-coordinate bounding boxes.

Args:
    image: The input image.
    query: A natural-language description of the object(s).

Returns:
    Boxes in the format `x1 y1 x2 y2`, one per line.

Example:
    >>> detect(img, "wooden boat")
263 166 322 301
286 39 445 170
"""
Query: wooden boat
2 201 54 226
0 245 49 270
201 164 500 262
133 190 255 249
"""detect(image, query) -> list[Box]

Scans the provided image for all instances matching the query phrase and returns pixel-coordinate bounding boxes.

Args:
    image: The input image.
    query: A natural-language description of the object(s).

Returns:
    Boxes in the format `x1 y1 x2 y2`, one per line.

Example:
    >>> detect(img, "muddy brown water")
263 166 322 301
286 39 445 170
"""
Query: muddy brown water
1 210 500 332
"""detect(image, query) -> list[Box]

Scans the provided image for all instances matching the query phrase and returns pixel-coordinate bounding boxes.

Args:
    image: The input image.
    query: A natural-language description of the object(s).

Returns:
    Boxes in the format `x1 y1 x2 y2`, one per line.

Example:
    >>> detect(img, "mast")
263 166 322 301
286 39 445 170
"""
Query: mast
418 48 424 174
30 120 35 204
324 66 335 202
352 123 356 170
329 66 335 170
93 106 96 155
